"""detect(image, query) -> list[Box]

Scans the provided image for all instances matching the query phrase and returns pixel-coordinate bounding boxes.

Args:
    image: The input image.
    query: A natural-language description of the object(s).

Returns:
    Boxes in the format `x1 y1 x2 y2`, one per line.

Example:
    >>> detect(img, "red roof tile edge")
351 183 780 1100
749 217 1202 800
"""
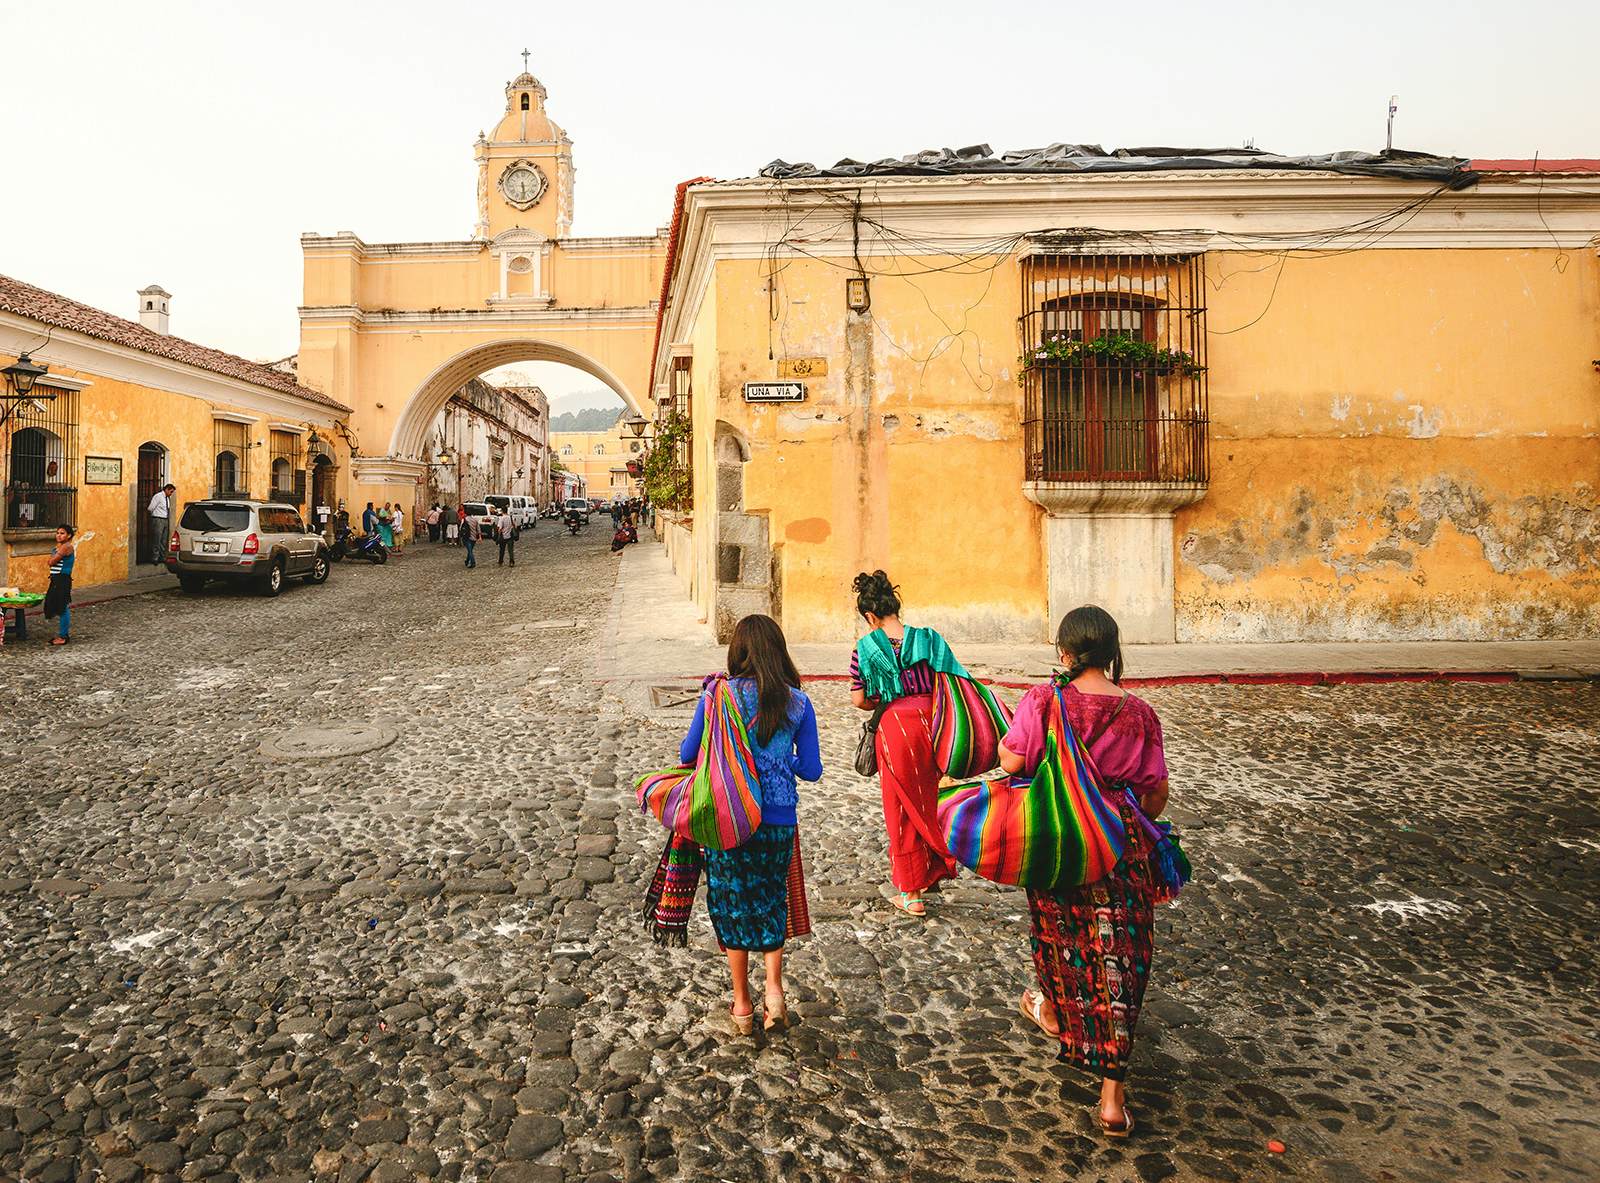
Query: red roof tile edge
0 273 350 414
650 177 715 389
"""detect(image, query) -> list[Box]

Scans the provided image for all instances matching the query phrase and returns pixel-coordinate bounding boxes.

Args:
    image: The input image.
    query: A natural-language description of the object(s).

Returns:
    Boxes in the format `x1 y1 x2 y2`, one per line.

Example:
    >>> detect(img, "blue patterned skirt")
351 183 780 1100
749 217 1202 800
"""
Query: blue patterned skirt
703 824 796 952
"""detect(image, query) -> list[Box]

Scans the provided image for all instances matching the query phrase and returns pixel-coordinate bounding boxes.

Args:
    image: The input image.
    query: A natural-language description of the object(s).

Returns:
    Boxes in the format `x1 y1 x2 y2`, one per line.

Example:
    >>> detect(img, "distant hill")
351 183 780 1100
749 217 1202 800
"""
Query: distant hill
550 406 622 433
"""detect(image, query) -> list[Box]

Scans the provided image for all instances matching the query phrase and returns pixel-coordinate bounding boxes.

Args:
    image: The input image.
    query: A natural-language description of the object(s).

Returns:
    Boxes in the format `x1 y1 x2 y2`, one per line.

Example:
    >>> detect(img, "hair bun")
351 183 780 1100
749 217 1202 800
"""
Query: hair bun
852 569 902 617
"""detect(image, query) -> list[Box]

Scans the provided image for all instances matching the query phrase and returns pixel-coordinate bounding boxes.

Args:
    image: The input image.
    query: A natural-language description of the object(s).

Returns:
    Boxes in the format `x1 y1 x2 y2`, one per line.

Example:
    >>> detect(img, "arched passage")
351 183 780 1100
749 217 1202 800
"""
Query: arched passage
388 339 644 461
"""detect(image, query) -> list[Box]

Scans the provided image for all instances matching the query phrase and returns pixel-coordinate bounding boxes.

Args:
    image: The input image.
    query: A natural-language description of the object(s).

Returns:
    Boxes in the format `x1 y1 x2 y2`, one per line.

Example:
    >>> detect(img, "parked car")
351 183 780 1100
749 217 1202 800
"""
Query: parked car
462 501 497 538
485 494 536 531
166 499 330 597
563 497 591 523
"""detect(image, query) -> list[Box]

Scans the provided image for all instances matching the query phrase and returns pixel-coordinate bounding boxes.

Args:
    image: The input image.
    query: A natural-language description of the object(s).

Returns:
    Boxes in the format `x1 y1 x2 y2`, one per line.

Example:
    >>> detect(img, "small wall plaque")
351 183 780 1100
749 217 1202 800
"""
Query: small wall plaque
778 357 828 379
743 382 806 403
84 456 123 485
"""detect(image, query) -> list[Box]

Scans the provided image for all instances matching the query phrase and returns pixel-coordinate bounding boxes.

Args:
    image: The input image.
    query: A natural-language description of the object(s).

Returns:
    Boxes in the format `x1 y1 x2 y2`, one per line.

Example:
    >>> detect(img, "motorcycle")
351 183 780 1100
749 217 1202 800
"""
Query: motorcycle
330 524 388 565
565 511 584 536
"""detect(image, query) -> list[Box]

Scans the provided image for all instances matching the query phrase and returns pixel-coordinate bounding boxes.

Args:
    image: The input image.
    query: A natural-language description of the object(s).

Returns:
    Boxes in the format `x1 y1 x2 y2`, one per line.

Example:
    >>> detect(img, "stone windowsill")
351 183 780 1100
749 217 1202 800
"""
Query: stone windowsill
1022 479 1209 515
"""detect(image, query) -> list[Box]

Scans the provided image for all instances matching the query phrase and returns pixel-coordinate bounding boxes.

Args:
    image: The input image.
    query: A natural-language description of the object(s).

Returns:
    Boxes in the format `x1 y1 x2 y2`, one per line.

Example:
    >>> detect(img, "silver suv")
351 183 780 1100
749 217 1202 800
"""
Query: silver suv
166 499 331 597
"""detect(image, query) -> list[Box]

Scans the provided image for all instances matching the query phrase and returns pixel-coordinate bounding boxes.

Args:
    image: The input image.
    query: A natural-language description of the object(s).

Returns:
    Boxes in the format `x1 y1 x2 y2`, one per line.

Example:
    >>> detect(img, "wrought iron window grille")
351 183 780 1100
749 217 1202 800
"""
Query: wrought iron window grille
4 385 80 531
1020 252 1209 486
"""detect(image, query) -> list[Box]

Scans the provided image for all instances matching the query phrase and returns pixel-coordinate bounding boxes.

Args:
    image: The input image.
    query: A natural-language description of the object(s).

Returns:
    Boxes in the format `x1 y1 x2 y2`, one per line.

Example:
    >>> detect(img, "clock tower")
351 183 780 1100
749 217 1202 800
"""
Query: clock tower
475 56 574 241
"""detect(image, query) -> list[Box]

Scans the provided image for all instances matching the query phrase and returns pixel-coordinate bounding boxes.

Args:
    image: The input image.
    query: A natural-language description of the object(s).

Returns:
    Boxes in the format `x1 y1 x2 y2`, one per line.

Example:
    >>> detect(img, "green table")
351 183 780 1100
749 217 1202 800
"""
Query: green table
0 592 44 641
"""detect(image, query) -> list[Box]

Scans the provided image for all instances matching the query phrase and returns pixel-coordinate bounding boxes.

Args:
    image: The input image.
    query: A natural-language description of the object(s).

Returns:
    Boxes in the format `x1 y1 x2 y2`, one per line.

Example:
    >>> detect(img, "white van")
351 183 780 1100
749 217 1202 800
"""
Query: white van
485 494 536 531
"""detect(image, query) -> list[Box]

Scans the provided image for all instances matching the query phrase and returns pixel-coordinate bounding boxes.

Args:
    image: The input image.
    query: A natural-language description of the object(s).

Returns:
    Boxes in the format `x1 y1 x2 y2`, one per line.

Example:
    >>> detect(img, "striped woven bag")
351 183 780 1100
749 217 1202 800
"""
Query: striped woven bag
635 676 764 850
930 672 1014 779
935 687 1126 890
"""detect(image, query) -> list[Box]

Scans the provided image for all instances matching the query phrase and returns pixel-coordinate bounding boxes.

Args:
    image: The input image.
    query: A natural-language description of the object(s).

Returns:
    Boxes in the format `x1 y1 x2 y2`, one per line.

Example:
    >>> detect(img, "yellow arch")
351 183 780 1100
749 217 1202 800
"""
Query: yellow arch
388 338 644 460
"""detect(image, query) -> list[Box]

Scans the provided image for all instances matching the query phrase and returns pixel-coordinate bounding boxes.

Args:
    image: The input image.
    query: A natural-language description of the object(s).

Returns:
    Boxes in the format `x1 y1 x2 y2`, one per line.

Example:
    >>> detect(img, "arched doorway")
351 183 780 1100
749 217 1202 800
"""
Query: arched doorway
135 441 168 565
310 453 337 535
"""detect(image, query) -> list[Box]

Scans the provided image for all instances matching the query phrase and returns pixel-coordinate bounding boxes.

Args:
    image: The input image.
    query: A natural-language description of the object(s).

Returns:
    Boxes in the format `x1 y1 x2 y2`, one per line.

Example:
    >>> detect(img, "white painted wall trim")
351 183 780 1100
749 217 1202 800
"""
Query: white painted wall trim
34 373 93 392
211 411 261 425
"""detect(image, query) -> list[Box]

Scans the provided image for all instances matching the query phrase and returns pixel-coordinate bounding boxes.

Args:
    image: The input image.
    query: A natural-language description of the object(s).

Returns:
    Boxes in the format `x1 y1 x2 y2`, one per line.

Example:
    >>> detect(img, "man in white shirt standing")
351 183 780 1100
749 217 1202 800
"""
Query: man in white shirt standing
391 503 405 553
494 507 516 567
147 482 175 564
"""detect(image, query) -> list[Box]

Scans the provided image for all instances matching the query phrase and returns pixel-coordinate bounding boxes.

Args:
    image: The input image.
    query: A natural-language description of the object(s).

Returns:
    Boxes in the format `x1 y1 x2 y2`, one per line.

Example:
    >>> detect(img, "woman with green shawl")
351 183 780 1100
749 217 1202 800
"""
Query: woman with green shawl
377 502 395 548
849 570 962 916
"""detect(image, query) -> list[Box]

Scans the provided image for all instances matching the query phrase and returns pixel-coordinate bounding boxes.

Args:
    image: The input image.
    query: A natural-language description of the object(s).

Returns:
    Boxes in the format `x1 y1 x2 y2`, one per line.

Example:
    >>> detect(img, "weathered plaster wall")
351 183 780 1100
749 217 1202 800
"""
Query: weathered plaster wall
700 255 1047 644
1177 248 1600 641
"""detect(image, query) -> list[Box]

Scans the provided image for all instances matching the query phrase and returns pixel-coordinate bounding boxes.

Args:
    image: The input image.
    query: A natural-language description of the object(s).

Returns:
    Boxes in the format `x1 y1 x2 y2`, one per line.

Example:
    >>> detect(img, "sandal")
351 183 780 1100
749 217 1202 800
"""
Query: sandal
1098 1105 1135 1139
51 636 68 646
1019 989 1057 1038
892 891 925 917
763 989 789 1033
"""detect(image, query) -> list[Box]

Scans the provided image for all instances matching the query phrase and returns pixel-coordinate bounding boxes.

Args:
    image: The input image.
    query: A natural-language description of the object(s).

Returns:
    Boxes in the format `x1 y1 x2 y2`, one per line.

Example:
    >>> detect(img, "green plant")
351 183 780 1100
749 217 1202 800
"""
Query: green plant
642 412 692 511
1022 333 1205 377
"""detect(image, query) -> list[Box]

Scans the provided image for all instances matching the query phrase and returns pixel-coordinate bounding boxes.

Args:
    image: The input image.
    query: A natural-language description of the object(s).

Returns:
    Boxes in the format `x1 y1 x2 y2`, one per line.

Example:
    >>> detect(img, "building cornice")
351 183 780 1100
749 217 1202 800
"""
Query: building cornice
0 313 346 426
653 171 1600 389
298 305 655 328
302 231 667 261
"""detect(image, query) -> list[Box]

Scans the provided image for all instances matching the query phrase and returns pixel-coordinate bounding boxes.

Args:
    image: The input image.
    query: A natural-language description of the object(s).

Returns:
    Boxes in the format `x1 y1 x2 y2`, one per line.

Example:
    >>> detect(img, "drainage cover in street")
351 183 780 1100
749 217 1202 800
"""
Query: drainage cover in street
261 724 398 761
648 684 702 711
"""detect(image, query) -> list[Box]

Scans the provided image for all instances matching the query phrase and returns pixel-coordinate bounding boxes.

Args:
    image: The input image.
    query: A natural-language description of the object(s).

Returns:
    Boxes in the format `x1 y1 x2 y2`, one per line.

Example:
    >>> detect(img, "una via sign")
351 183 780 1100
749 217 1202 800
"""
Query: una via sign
743 381 805 403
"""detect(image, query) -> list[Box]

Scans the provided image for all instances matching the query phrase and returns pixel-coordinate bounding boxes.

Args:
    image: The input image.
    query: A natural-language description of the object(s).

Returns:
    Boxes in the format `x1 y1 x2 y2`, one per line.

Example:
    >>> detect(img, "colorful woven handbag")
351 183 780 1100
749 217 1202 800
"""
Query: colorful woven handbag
635 676 763 850
935 687 1126 890
930 672 1014 779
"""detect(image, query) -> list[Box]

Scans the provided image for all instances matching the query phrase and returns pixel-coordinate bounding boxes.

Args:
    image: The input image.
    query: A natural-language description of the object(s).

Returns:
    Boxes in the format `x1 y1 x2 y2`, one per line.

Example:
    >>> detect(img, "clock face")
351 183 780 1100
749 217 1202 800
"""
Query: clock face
499 163 547 208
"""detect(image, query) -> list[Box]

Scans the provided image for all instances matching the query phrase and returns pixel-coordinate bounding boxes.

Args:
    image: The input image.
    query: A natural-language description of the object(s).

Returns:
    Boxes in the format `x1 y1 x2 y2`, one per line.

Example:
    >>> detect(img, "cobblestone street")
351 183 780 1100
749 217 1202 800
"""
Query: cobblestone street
2 533 1597 1183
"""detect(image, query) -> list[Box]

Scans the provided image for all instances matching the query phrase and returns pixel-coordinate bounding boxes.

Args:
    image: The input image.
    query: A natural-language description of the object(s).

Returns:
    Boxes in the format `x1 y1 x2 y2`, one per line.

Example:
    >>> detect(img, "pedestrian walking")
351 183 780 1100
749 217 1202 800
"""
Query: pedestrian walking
445 505 459 545
461 512 481 568
849 570 962 916
377 503 395 549
42 524 76 646
494 506 516 566
999 605 1172 1138
391 504 405 553
362 501 378 536
146 482 175 564
426 504 441 543
643 614 821 1034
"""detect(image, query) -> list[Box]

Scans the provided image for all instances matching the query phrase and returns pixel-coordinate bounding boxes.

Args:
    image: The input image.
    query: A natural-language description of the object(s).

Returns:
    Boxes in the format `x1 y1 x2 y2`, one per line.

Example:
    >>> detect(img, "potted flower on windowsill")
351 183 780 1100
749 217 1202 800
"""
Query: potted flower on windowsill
1021 332 1205 377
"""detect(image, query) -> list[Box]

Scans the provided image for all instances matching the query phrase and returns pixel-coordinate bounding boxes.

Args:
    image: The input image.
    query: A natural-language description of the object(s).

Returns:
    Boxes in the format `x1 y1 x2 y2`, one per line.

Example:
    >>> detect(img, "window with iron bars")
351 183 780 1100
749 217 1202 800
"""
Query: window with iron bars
4 385 80 532
269 429 304 504
1020 252 1208 485
213 419 250 497
670 353 693 497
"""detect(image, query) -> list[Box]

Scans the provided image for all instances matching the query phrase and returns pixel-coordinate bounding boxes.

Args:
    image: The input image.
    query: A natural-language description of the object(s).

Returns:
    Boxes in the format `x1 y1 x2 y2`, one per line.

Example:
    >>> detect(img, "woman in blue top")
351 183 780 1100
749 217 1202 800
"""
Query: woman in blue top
679 614 822 1034
43 524 76 645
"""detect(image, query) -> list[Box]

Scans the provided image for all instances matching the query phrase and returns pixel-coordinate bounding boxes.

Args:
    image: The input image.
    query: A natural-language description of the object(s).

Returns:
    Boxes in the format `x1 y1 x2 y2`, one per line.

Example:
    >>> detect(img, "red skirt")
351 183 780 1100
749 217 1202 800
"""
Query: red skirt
874 695 959 893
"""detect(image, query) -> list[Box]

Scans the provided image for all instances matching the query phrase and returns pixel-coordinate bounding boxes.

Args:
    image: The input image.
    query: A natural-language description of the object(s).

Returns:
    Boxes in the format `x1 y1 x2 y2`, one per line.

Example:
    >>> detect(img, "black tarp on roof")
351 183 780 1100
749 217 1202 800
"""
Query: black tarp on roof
761 144 1478 187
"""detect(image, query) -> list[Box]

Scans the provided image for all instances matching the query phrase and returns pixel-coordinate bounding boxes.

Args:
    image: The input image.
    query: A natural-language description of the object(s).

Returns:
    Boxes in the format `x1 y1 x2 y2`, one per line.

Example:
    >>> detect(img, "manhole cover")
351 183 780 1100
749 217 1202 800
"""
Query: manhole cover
261 724 398 761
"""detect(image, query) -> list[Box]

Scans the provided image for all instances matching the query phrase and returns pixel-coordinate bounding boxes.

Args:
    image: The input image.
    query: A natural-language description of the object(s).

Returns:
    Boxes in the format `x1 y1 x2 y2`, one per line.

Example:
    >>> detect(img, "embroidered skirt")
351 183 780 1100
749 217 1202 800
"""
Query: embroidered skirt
1026 795 1155 1081
704 824 797 952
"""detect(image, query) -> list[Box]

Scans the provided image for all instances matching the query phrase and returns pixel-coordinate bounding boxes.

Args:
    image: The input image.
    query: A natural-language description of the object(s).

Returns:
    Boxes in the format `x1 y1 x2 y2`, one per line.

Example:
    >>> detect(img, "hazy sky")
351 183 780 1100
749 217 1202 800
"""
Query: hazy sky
3 0 1595 401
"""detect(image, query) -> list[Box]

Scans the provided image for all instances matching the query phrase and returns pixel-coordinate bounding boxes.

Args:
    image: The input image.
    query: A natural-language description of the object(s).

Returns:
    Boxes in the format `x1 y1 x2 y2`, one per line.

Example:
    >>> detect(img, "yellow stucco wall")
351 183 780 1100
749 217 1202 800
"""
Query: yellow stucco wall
2 354 341 593
1175 247 1600 640
682 246 1599 643
549 423 643 496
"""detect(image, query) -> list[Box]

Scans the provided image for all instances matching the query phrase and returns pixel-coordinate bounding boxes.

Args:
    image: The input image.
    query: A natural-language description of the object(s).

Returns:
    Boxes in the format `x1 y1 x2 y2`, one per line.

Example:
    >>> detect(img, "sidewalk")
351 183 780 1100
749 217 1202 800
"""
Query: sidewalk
602 541 1600 685
11 568 177 617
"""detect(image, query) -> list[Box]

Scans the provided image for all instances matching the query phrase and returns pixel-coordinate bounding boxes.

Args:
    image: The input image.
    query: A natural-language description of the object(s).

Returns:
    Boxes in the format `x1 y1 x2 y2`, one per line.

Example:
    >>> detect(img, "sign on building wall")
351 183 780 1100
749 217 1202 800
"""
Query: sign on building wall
777 358 828 379
84 456 123 485
743 382 806 403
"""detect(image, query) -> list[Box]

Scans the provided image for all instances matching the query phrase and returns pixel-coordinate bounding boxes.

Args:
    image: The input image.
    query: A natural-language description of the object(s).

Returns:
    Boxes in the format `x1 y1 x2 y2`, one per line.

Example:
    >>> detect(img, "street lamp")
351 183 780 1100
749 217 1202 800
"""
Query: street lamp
2 352 54 429
623 412 648 439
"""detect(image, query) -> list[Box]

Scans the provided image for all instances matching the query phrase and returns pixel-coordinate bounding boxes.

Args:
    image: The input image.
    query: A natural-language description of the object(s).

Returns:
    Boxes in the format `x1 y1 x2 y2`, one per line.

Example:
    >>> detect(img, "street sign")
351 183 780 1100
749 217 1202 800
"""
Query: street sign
743 381 806 403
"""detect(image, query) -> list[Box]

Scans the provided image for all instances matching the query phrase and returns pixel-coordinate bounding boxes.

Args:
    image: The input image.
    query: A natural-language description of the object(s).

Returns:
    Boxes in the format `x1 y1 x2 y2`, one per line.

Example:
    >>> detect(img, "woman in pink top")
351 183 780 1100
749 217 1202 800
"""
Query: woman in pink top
998 605 1171 1139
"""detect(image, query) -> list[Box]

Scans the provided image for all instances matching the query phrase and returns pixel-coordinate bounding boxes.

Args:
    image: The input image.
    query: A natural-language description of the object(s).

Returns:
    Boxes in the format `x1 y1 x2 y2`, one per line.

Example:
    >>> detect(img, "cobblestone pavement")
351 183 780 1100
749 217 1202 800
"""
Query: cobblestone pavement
1 535 1597 1183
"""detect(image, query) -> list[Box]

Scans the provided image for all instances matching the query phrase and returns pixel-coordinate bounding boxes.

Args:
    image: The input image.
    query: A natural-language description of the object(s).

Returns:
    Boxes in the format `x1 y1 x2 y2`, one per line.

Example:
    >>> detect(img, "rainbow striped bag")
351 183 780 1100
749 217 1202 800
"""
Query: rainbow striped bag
936 687 1126 890
635 676 763 850
931 672 1014 779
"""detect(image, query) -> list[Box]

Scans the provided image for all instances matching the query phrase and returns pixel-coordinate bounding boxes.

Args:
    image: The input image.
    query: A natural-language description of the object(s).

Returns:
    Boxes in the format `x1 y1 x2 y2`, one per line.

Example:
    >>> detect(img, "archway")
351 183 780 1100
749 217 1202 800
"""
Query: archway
134 441 168 566
388 339 643 462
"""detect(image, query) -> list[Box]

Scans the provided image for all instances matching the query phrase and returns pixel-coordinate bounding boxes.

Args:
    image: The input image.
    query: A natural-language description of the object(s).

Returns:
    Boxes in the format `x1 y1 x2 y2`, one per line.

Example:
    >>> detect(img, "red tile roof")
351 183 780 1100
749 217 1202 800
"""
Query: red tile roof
0 273 350 413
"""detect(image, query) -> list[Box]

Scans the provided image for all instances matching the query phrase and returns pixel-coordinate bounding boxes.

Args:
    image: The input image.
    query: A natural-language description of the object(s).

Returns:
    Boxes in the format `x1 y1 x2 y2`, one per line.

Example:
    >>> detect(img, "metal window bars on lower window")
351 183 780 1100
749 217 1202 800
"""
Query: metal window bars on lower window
4 385 80 530
1019 251 1209 485
269 430 303 502
213 419 250 497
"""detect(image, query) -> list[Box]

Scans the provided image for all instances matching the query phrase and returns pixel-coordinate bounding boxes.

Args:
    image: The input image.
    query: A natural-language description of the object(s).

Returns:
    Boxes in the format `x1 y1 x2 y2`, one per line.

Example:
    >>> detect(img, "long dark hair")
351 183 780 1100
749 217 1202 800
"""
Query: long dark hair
853 569 901 619
1057 605 1123 684
727 614 802 745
